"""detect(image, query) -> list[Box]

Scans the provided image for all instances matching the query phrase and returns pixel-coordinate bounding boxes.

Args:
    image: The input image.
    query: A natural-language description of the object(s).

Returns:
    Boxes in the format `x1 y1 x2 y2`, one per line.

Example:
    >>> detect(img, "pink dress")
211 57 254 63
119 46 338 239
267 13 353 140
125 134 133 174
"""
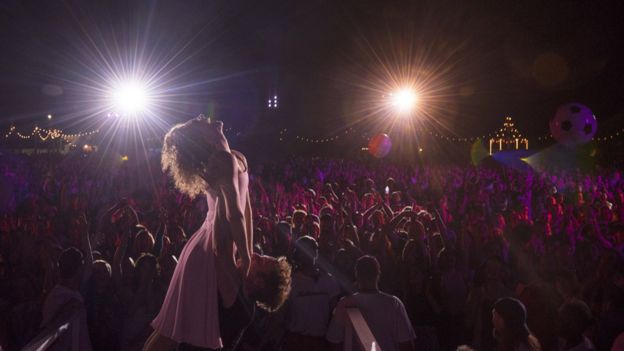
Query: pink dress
152 153 249 349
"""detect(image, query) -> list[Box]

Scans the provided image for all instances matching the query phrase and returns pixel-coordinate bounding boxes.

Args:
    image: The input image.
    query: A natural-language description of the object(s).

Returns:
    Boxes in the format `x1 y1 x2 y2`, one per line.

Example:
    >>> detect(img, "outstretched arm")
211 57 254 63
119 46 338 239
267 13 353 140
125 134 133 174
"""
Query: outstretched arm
245 191 254 256
216 152 251 276
78 213 93 290
112 232 129 287
235 150 254 257
362 202 381 222
388 208 411 231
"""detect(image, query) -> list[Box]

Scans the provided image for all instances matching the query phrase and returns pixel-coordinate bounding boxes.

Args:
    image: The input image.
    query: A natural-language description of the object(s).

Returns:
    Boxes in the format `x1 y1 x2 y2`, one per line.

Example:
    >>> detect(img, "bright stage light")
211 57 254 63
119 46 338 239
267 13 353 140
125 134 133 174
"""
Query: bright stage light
390 89 418 113
110 80 151 115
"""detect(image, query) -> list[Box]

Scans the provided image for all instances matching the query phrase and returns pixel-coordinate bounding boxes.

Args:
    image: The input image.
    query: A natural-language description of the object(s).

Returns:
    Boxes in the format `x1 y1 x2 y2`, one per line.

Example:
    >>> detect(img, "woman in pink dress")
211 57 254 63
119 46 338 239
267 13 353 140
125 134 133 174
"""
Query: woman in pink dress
144 116 291 351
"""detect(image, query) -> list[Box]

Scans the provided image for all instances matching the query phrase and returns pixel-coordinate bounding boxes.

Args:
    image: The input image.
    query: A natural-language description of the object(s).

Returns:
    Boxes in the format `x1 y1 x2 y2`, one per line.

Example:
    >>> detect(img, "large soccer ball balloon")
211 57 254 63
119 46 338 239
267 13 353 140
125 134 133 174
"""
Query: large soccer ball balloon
368 133 392 158
549 103 597 146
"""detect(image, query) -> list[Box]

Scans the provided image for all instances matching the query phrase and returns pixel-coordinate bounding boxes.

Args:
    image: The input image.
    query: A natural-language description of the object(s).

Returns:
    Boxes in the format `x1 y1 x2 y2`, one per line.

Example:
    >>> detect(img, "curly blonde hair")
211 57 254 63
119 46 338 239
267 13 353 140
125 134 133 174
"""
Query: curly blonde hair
161 118 217 198
255 256 292 312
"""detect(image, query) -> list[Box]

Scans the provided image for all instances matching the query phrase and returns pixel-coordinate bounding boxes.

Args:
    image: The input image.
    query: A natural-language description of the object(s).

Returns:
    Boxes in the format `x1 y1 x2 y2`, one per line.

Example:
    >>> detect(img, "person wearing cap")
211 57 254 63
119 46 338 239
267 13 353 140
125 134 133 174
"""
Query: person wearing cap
492 297 541 351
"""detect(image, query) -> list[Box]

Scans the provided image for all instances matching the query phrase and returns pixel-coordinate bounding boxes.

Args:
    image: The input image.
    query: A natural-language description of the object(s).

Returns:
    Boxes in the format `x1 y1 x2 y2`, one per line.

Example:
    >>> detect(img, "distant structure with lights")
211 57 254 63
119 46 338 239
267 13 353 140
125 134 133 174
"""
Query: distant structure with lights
489 116 528 154
267 95 278 109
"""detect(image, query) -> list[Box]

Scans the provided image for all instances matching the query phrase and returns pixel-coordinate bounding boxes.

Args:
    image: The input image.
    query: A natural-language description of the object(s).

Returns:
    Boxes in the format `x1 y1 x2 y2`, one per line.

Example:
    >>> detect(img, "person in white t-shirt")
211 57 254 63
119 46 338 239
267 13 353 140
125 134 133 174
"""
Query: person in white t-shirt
284 236 341 351
326 255 415 351
39 247 93 351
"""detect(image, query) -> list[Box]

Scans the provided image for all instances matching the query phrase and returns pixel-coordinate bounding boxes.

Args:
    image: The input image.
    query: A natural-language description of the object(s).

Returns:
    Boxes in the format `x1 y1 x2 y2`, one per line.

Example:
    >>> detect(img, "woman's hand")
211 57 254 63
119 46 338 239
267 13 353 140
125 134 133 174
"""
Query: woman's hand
238 254 251 277
203 119 230 152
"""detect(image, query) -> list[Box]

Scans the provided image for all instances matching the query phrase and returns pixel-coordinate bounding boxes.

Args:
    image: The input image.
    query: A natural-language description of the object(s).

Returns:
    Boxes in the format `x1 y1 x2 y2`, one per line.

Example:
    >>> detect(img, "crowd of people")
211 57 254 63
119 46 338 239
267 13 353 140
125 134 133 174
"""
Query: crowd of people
1 150 623 351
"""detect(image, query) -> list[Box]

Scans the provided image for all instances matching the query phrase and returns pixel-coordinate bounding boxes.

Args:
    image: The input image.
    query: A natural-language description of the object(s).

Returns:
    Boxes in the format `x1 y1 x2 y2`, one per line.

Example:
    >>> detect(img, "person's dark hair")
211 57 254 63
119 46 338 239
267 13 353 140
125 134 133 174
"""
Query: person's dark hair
320 213 334 226
401 239 417 263
436 247 458 271
555 269 580 297
333 248 355 279
319 206 334 218
276 221 292 239
255 256 292 312
308 214 320 223
92 259 112 277
58 247 84 280
292 236 319 267
509 223 532 246
558 299 592 342
91 250 103 260
473 255 503 286
292 209 307 226
133 253 158 289
494 297 541 351
135 252 157 272
355 255 380 283
605 284 624 311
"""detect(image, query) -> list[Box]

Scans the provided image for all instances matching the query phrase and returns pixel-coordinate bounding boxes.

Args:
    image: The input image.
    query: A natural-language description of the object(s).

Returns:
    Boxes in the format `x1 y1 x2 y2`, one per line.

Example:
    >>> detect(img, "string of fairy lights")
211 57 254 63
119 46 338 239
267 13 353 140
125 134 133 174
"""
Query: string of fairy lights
3 125 99 142
280 117 624 145
291 126 361 143
3 117 623 146
536 127 624 142
591 128 624 142
426 130 490 143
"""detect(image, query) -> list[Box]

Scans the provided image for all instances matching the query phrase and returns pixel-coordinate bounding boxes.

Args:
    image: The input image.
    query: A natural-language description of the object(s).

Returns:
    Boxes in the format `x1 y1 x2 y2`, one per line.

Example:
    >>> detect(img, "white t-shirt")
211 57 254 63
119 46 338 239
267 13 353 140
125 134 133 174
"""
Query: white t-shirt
326 291 416 351
39 284 92 351
287 270 342 336
557 336 596 351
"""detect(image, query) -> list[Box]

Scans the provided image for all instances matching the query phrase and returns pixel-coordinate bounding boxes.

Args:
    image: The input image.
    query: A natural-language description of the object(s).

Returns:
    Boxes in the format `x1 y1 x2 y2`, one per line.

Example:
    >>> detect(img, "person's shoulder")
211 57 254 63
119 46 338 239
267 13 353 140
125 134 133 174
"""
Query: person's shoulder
318 271 342 293
48 284 81 299
376 291 398 300
319 270 339 283
610 332 624 351
43 285 84 315
230 149 246 161
210 151 244 182
336 294 358 309
376 292 407 308
513 343 535 351
230 150 248 172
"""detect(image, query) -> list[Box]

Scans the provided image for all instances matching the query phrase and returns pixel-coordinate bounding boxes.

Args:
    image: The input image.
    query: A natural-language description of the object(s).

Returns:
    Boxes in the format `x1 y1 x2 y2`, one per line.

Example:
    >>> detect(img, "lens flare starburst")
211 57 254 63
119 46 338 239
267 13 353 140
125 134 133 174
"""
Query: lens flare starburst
110 80 151 116
22 2 241 198
390 88 419 114
336 18 485 159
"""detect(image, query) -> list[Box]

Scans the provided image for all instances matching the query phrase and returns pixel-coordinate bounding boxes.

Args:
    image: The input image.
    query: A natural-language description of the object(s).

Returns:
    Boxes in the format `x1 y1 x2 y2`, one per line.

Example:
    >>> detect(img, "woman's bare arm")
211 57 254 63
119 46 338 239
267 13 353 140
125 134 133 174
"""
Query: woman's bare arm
245 191 254 256
234 150 254 258
216 152 251 276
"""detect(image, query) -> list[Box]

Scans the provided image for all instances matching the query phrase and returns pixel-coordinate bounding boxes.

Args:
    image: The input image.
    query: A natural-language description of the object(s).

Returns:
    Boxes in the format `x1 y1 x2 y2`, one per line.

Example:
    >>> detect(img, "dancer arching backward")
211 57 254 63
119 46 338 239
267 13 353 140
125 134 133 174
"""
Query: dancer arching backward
144 116 291 351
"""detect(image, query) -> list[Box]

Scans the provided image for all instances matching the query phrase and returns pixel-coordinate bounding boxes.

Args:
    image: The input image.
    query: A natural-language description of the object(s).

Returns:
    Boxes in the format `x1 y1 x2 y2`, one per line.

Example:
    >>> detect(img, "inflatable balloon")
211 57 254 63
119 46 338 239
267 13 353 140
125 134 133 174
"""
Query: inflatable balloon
549 103 597 146
368 133 392 158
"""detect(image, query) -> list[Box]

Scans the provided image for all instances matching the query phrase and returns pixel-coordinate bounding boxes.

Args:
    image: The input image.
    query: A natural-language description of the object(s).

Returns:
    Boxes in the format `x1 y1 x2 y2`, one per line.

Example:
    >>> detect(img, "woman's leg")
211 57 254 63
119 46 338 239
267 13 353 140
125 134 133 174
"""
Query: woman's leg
143 330 178 351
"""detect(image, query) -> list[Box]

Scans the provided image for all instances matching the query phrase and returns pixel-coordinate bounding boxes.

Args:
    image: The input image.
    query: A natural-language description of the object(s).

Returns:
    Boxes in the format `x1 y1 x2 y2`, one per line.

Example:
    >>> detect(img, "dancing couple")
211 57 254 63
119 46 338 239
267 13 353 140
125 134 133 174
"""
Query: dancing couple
144 116 291 351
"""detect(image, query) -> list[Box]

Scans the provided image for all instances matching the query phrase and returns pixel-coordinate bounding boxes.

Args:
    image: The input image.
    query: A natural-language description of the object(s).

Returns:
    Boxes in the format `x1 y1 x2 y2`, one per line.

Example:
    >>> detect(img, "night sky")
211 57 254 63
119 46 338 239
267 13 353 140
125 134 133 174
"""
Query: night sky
1 0 623 140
